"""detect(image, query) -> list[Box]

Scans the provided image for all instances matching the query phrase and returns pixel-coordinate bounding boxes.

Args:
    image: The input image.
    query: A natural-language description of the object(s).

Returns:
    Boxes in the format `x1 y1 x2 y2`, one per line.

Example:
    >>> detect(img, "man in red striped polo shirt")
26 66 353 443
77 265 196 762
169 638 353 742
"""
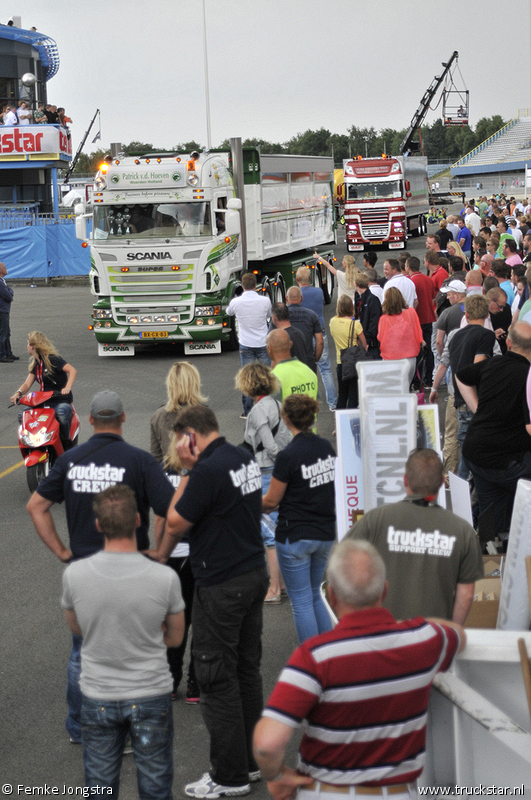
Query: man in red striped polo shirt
253 539 465 800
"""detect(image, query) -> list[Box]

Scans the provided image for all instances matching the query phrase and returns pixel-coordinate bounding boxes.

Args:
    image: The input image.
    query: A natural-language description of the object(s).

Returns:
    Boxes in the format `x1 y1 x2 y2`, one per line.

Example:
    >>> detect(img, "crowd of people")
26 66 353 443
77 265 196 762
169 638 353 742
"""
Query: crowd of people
1 101 72 133
6 193 531 796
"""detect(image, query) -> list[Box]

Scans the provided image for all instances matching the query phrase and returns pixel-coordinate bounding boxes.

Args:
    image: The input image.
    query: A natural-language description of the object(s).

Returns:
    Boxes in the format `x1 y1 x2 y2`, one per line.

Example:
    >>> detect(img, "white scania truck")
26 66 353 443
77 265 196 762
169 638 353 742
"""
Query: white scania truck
75 139 336 355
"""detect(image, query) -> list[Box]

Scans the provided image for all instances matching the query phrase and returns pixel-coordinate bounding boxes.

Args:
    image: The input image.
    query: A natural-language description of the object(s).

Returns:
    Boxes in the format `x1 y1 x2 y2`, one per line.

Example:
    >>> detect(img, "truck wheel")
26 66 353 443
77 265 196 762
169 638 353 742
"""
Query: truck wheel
27 461 48 493
322 265 334 305
272 275 286 304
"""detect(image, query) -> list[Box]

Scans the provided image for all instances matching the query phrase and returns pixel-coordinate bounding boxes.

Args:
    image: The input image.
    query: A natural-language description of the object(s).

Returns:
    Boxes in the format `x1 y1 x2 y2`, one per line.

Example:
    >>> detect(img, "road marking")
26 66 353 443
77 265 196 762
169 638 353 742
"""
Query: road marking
0 445 20 448
0 460 24 479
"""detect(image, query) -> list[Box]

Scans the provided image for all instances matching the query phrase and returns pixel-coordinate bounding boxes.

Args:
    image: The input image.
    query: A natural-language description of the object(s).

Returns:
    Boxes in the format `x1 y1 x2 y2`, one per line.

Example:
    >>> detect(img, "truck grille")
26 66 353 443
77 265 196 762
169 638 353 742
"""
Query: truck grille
359 210 389 239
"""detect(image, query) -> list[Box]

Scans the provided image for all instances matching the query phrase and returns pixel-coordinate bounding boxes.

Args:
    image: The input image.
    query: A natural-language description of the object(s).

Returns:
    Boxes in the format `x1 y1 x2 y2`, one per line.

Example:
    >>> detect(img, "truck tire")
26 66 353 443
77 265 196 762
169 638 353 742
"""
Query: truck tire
261 276 273 303
322 265 334 305
272 274 286 304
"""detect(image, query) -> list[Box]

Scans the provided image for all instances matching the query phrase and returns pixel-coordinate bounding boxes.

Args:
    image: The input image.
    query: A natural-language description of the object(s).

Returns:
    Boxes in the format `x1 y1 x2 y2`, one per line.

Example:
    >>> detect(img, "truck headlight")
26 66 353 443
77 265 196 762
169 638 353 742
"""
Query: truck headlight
94 175 107 190
94 309 113 319
187 173 199 186
196 306 221 316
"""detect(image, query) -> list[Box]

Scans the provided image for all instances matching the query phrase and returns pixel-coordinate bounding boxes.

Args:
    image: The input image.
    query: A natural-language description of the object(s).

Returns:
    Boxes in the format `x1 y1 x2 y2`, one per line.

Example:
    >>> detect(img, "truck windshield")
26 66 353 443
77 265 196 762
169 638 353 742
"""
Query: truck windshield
93 202 211 240
347 181 402 200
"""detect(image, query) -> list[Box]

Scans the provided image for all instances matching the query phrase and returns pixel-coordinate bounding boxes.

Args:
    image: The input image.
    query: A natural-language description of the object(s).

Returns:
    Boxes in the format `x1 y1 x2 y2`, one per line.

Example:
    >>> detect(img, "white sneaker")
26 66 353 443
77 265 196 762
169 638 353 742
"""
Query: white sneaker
248 771 261 783
185 773 251 798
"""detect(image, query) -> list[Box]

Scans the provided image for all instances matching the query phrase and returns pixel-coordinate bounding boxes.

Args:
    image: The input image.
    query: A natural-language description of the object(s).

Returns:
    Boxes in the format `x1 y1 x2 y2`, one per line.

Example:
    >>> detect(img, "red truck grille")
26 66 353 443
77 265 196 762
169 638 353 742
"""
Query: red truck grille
358 209 389 239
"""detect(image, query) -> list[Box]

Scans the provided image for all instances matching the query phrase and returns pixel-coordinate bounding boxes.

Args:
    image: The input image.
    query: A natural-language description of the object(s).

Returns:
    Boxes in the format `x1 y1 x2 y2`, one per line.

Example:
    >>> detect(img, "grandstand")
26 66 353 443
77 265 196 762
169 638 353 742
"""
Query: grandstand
451 110 531 190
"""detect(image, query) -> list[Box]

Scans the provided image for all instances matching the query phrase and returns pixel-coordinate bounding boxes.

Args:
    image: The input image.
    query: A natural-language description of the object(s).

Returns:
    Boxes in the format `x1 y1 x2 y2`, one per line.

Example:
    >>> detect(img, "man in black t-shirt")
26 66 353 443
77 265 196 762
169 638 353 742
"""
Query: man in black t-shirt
153 405 268 799
27 390 175 745
456 322 531 536
430 295 496 480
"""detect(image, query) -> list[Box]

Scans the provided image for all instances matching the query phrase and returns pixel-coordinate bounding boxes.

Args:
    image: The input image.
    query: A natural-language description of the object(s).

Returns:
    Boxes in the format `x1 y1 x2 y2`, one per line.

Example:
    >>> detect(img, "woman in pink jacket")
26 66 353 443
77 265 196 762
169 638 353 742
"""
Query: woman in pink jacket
378 287 424 385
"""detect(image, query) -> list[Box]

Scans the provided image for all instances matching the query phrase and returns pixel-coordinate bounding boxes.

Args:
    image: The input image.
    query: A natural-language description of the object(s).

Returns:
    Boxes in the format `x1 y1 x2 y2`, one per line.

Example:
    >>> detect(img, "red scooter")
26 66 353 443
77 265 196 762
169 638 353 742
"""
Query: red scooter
14 390 80 492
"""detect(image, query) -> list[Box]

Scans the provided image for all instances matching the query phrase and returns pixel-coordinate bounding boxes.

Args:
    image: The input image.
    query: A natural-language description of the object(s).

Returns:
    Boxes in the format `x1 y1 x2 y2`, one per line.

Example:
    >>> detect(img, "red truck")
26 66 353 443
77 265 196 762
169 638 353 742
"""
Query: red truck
342 155 429 251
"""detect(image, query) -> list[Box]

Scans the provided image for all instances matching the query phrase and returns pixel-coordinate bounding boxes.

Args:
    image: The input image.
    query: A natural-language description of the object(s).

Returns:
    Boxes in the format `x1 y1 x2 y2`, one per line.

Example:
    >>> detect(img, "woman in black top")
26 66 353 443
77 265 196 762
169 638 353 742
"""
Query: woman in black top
10 331 77 446
262 394 336 643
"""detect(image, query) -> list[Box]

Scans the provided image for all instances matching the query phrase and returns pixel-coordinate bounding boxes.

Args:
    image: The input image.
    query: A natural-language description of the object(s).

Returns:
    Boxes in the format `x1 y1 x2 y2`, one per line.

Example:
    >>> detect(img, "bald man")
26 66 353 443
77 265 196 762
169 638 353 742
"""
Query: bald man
285 286 323 371
266 329 318 402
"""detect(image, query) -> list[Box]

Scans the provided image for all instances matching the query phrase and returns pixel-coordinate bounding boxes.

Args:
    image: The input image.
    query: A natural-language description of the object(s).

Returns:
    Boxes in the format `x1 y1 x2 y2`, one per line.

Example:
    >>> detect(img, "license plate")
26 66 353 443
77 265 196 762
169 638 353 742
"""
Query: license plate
370 240 383 245
184 340 222 355
139 331 169 338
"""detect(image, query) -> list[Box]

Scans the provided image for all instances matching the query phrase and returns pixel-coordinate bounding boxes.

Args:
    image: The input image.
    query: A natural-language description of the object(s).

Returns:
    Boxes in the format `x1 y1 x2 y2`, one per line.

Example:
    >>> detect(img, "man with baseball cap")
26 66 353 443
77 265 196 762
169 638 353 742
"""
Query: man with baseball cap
27 389 175 745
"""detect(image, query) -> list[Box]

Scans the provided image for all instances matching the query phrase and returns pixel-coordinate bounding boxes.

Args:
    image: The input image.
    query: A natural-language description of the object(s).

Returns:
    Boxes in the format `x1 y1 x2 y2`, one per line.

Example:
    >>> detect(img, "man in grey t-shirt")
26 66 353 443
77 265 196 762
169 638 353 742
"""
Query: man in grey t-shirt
62 485 185 798
346 449 483 624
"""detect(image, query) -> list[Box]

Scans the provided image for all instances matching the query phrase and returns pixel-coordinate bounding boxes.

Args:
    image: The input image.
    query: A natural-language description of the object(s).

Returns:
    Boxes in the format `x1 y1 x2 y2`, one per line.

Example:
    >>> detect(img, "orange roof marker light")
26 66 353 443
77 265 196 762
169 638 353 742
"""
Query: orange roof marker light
99 163 109 173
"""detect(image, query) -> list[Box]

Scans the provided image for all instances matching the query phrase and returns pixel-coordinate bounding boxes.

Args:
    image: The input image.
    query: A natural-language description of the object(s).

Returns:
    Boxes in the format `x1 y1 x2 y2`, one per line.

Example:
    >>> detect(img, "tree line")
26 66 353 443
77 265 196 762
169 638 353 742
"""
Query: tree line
71 116 506 175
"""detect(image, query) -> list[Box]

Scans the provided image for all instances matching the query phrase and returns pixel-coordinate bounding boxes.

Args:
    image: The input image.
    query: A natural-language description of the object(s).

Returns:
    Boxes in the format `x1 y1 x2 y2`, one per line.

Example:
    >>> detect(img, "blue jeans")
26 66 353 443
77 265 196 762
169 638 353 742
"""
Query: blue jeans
53 402 74 442
463 452 531 536
317 334 337 410
260 469 277 547
67 633 83 742
239 346 270 415
81 693 173 799
275 538 334 643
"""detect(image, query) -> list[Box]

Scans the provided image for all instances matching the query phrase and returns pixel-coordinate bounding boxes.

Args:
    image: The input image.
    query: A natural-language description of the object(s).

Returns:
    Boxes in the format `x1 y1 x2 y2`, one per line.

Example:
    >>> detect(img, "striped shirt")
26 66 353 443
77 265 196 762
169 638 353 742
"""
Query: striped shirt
263 607 459 786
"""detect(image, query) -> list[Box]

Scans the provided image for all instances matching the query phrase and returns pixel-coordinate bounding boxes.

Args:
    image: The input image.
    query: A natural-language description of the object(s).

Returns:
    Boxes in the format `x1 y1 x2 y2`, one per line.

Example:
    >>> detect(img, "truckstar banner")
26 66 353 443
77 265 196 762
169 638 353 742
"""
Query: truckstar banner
0 126 72 160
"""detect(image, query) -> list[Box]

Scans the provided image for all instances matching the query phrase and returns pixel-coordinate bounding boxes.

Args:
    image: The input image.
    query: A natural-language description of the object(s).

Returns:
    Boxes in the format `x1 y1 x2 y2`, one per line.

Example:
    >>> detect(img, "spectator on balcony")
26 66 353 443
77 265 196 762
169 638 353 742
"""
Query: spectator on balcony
3 105 18 126
34 102 47 124
17 101 32 125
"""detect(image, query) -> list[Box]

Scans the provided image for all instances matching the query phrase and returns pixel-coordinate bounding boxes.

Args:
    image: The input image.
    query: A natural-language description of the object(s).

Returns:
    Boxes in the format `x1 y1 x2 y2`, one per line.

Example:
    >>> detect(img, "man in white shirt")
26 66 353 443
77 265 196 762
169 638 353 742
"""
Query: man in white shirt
17 101 32 125
226 272 272 418
446 215 460 242
382 259 418 309
3 105 18 125
464 206 481 236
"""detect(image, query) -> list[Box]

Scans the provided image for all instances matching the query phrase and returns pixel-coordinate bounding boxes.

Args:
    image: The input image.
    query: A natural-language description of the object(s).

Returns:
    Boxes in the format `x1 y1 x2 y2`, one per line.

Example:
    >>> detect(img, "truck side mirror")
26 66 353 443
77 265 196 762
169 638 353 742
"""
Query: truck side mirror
405 181 411 191
224 209 241 237
406 191 412 198
75 215 87 240
227 197 242 210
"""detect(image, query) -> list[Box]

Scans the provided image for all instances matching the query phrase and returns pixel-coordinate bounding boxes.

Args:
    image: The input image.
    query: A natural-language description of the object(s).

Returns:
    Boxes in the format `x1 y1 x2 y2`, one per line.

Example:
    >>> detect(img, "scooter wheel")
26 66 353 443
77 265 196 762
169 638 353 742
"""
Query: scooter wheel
27 462 48 493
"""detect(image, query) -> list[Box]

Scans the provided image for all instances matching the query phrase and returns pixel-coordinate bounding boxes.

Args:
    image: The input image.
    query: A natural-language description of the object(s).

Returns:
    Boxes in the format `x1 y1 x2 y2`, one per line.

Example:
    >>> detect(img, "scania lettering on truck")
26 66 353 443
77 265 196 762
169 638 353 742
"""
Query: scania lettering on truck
75 140 336 356
342 155 428 252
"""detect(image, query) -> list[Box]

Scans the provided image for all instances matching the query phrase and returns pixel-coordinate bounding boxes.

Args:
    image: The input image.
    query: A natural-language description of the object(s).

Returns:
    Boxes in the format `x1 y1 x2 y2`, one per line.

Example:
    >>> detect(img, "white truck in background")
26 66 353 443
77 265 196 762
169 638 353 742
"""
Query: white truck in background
75 139 336 356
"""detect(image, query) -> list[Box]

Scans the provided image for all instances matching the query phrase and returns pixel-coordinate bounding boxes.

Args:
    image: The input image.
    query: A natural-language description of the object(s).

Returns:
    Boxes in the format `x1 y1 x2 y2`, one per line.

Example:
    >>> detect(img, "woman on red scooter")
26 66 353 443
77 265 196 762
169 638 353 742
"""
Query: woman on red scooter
10 331 77 448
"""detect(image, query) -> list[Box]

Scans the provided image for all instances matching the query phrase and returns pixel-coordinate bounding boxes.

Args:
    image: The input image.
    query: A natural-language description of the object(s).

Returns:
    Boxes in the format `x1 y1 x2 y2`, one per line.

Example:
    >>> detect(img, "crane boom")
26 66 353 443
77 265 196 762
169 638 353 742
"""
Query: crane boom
399 51 459 156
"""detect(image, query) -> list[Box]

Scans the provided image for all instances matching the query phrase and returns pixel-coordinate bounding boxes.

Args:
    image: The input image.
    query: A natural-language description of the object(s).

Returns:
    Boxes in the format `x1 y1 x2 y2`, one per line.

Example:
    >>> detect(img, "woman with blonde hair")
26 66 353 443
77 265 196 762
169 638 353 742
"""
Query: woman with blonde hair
377 287 424 385
446 240 468 270
329 294 367 409
313 251 358 300
10 331 77 447
235 362 291 603
150 361 207 464
149 360 206 704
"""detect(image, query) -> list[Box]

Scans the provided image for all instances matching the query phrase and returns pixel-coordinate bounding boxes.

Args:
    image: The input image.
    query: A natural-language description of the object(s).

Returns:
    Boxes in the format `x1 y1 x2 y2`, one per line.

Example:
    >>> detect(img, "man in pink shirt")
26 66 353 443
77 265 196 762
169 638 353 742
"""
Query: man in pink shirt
502 238 523 267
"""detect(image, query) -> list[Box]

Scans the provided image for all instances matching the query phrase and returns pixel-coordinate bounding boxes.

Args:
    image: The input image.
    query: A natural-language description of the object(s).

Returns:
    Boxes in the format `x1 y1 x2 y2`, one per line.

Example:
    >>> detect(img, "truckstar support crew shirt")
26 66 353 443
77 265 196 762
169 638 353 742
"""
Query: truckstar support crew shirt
36 432 175 558
347 496 484 621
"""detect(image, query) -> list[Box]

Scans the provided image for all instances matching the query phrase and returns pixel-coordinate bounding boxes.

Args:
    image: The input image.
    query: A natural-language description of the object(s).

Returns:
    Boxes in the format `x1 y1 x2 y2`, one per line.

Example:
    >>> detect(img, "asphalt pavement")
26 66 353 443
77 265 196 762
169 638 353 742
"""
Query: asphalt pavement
0 230 436 796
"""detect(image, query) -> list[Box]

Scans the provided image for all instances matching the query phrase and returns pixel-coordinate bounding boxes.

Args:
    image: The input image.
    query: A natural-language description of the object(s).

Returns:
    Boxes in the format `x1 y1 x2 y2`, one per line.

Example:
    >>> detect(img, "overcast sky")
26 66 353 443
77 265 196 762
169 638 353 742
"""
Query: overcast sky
9 0 531 155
